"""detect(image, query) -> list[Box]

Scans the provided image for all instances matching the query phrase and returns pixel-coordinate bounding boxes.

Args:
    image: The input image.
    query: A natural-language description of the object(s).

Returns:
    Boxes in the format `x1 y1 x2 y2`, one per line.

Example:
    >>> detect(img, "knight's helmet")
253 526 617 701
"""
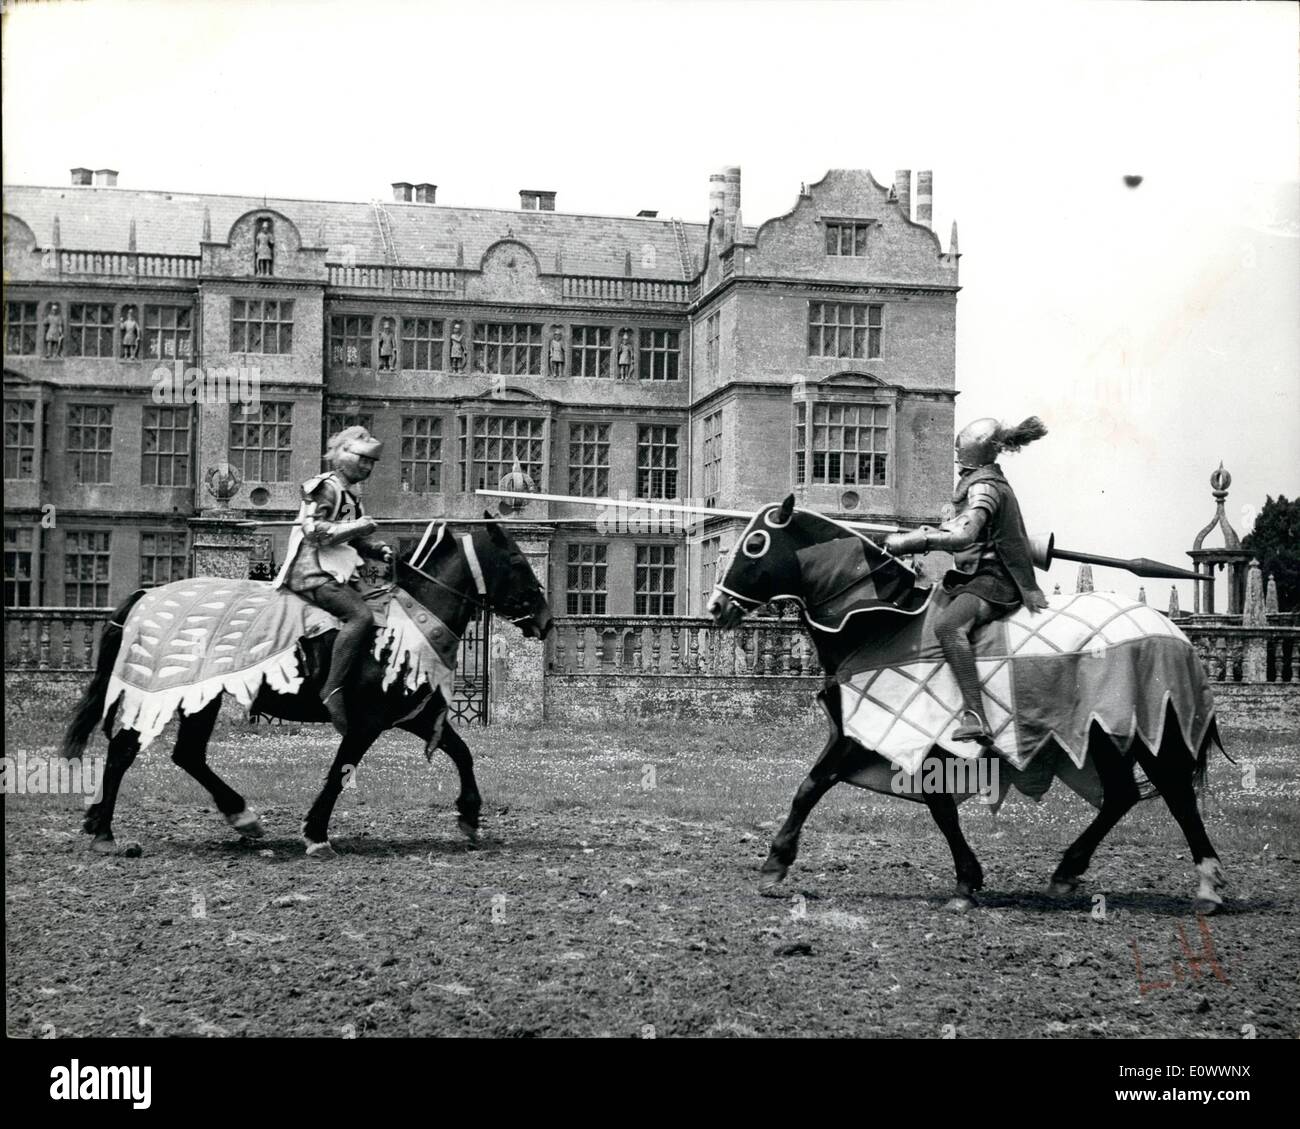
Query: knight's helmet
954 418 1001 469
325 425 384 478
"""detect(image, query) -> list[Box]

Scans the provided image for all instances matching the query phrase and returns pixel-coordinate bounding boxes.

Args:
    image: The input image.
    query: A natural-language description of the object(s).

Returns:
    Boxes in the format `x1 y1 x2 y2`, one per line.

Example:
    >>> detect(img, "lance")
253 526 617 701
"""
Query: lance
1030 533 1208 582
475 488 901 533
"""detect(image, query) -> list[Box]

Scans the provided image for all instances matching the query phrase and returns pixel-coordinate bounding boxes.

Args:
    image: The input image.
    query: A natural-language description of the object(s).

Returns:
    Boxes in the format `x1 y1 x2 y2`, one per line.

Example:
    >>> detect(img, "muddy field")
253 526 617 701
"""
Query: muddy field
6 713 1298 1039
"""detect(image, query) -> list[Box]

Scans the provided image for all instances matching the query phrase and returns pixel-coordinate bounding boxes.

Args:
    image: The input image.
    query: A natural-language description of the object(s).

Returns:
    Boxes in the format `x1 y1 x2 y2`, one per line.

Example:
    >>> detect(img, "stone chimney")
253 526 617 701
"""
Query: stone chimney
637 209 658 218
413 183 437 204
391 182 413 202
722 166 741 238
520 190 556 211
708 173 726 230
915 170 933 226
94 169 118 187
70 167 93 186
893 170 911 219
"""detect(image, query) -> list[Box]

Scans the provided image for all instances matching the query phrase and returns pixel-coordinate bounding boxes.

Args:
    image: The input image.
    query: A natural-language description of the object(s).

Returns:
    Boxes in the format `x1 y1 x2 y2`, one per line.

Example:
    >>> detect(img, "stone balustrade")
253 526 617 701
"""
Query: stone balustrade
4 608 112 672
549 615 820 677
58 249 201 280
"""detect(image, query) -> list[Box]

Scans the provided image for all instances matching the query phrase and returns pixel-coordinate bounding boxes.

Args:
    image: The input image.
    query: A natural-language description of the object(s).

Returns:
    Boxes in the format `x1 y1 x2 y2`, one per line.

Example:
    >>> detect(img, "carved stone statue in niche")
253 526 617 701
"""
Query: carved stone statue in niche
617 329 633 380
254 218 275 276
377 318 397 371
449 320 467 373
549 326 565 377
120 305 141 359
43 302 65 358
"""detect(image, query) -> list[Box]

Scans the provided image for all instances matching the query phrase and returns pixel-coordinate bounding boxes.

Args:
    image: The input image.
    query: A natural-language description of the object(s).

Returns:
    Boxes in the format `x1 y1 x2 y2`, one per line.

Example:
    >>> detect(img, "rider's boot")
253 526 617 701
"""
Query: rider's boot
942 632 995 746
319 614 372 736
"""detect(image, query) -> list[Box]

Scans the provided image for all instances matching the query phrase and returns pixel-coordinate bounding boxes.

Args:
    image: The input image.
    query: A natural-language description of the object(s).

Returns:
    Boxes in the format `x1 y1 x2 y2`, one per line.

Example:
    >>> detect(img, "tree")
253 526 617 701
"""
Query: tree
1243 495 1300 612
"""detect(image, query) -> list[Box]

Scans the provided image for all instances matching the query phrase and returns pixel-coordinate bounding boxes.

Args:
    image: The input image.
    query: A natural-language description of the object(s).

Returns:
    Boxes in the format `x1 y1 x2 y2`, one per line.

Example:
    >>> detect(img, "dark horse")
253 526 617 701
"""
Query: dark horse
63 521 553 858
707 495 1227 914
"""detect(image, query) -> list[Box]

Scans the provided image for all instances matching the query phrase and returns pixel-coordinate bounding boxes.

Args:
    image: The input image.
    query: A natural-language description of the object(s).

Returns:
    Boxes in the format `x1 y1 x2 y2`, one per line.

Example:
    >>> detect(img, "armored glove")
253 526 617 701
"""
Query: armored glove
885 528 932 556
306 516 378 547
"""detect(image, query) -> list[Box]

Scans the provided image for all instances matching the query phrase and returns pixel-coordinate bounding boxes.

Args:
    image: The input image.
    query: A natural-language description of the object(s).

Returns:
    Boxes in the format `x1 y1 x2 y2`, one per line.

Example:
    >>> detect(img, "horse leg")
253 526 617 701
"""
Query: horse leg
1048 728 1141 896
760 696 850 889
168 696 264 839
1132 727 1226 914
300 728 381 859
924 788 984 912
437 720 483 843
82 730 143 856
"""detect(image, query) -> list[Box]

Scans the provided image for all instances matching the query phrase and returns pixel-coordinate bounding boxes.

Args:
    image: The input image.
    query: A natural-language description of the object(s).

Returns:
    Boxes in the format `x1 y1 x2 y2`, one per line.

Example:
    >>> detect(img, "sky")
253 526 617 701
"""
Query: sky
4 0 1297 609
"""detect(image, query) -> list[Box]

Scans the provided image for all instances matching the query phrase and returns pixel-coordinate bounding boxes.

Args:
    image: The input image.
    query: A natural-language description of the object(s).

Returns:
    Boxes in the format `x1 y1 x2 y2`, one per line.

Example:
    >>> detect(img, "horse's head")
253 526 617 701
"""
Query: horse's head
707 494 815 628
397 518 553 640
707 494 911 630
471 519 554 640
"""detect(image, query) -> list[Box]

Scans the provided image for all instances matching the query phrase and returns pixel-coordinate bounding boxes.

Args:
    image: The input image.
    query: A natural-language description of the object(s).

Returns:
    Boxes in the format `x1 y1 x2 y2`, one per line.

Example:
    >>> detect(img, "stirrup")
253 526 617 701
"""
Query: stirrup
321 686 349 735
952 709 993 745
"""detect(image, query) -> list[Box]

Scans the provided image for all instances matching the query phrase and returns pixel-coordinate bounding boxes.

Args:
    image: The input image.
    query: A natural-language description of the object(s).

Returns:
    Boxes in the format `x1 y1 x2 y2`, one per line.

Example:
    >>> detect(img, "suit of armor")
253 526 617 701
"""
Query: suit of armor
887 417 1048 744
276 428 390 734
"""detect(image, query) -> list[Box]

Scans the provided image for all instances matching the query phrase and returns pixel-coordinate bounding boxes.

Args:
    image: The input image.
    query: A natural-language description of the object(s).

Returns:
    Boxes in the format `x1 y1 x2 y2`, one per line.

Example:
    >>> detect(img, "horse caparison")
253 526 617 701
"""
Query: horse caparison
707 494 1229 914
62 520 553 859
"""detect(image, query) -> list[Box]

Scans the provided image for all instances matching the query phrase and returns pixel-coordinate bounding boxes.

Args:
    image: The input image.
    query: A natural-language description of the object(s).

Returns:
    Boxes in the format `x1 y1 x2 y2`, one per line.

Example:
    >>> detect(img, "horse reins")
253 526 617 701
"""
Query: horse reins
401 531 536 629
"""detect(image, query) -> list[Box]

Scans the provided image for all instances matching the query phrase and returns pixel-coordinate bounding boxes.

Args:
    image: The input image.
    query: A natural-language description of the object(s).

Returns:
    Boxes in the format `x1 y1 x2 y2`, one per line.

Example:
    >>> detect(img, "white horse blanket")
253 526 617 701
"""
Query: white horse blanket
103 578 454 750
836 591 1217 778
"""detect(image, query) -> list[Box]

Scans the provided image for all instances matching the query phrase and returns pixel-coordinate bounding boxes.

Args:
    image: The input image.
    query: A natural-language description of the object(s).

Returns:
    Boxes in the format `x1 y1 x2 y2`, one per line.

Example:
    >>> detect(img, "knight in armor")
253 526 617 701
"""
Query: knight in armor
274 426 392 735
885 417 1049 745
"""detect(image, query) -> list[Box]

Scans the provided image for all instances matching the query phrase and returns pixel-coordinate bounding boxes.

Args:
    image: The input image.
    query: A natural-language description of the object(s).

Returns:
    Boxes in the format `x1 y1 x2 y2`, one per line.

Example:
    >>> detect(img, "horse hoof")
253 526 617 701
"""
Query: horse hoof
304 840 337 860
456 817 480 844
1049 878 1080 896
945 895 977 913
1193 898 1222 916
91 837 141 857
758 867 788 892
226 809 266 839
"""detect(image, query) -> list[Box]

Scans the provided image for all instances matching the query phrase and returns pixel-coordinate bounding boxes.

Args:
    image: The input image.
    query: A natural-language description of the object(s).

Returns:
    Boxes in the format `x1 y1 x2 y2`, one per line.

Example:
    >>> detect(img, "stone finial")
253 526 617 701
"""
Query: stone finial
128 218 137 252
1242 559 1266 626
202 206 212 241
1168 586 1180 617
1076 564 1094 594
1266 574 1279 615
1138 586 1146 604
949 220 959 255
1194 461 1241 550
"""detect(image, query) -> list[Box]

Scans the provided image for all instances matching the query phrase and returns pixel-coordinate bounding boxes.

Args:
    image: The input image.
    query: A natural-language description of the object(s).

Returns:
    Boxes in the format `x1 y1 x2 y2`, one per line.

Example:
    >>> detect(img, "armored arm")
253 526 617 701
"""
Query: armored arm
301 482 377 547
885 483 997 556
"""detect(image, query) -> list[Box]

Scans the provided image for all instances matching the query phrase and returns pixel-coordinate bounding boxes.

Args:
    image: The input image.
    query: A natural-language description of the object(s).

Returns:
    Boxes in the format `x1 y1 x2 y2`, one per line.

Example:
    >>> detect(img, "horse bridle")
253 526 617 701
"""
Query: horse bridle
401 531 537 630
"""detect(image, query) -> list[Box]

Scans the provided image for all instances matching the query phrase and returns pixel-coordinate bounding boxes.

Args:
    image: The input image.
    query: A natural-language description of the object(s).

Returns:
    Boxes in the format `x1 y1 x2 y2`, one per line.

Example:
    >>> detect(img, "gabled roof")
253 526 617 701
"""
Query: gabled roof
2 184 708 282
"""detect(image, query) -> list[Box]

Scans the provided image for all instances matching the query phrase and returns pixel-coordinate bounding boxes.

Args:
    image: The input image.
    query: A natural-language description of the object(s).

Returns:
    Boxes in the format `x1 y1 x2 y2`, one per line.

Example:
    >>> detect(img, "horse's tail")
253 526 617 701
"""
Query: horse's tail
61 589 146 759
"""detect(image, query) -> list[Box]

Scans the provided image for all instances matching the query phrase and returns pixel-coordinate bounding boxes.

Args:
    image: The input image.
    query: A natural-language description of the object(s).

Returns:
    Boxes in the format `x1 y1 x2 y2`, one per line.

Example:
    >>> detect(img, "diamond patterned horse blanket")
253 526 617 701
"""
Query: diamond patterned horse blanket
835 591 1217 776
103 578 454 750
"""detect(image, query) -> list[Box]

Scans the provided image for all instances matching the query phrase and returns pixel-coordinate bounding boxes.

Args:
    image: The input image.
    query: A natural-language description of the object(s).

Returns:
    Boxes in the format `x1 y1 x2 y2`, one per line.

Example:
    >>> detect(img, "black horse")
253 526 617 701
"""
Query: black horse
707 495 1228 914
63 521 553 858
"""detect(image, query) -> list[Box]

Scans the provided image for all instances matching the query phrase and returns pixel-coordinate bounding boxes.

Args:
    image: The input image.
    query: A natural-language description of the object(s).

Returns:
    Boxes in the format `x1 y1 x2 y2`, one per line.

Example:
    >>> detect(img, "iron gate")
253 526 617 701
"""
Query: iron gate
449 605 491 725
